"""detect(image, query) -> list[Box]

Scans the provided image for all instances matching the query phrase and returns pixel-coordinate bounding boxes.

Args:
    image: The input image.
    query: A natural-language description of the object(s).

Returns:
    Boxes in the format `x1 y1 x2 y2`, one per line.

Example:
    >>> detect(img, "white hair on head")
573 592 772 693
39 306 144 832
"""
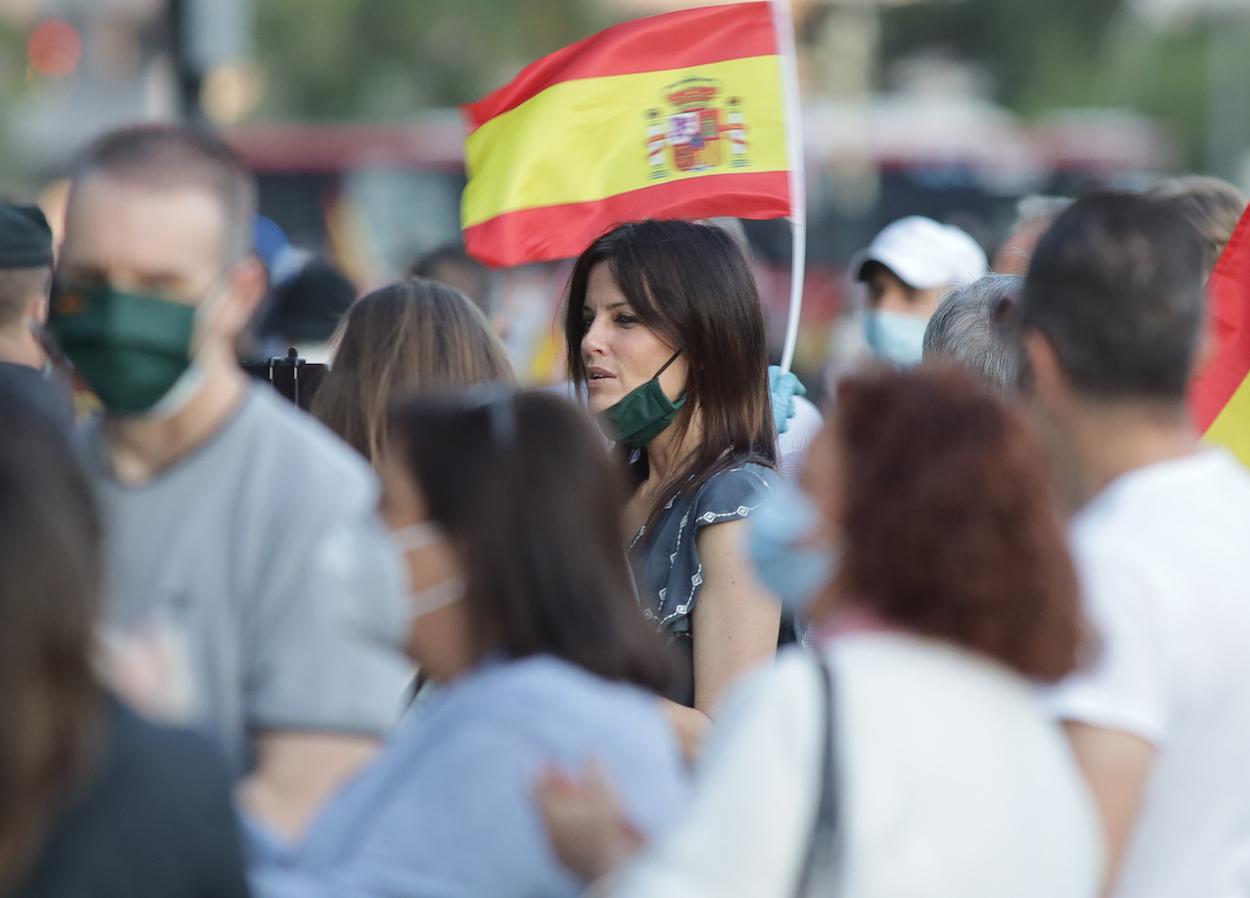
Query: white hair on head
922 274 1024 394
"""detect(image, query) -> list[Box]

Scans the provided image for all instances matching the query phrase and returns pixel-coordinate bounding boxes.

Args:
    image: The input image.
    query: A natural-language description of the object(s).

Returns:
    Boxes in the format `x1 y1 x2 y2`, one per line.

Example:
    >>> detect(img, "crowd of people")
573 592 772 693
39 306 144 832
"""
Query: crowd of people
1 119 1248 898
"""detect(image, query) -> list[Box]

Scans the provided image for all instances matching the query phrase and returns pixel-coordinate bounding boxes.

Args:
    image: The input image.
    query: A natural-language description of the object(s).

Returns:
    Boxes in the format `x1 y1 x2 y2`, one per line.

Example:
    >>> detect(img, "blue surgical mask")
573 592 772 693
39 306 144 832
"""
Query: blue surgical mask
865 310 929 367
747 479 837 615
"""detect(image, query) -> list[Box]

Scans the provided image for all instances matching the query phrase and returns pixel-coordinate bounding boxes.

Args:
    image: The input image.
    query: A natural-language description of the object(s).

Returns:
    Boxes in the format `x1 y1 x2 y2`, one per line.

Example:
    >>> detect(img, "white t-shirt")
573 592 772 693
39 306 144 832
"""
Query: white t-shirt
1046 448 1250 898
611 633 1101 898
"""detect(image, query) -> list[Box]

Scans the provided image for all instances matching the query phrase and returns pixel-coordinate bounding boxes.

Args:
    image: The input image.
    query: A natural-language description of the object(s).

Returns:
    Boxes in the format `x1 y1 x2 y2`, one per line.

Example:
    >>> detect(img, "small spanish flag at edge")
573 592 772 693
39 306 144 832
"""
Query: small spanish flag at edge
1192 204 1250 465
461 1 795 268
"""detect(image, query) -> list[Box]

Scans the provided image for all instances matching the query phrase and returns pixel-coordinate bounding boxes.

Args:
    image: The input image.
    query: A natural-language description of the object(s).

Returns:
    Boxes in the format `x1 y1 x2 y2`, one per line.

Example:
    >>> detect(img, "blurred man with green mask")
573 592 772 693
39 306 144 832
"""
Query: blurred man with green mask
49 125 411 839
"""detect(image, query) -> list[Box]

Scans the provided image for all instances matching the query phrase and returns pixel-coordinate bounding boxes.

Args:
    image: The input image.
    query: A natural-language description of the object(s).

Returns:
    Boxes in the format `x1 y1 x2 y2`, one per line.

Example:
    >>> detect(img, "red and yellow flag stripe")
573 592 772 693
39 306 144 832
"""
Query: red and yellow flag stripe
462 2 793 268
1193 205 1250 465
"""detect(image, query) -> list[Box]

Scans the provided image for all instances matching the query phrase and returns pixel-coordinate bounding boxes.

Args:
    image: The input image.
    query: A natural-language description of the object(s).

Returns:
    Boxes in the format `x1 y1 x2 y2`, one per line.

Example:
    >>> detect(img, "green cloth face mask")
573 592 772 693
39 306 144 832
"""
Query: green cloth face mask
601 351 687 449
48 283 200 415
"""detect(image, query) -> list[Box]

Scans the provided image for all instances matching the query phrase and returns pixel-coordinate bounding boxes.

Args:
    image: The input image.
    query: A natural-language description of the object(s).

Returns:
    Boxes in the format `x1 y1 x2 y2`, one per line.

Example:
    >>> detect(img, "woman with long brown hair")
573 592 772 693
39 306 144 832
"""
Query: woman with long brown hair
564 219 782 755
0 394 247 898
312 277 513 465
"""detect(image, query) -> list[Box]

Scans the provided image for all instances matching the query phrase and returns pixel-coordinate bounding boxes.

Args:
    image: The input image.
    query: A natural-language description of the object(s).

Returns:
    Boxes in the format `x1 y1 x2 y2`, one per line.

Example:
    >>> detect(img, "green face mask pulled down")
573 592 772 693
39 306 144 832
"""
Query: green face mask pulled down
48 283 198 415
601 351 687 449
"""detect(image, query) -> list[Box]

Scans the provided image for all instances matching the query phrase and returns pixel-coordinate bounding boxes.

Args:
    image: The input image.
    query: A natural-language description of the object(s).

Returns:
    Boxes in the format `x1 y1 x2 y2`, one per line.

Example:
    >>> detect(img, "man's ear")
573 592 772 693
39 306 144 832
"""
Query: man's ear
1192 309 1216 379
27 267 53 325
27 295 49 326
218 254 267 339
1023 328 1069 407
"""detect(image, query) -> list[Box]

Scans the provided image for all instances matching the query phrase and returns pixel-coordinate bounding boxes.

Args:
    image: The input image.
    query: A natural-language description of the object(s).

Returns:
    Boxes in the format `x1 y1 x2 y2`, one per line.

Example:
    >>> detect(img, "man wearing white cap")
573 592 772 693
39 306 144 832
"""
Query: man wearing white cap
852 216 988 367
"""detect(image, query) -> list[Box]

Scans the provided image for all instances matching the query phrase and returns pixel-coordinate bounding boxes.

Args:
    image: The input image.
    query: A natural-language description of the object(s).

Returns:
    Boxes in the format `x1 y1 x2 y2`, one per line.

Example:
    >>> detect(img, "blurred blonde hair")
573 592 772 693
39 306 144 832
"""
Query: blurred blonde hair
312 278 514 465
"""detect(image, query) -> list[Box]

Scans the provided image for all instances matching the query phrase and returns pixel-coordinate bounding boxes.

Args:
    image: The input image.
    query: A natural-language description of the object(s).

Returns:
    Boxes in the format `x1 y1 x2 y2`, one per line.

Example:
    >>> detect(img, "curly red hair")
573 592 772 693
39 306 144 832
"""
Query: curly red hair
817 365 1083 681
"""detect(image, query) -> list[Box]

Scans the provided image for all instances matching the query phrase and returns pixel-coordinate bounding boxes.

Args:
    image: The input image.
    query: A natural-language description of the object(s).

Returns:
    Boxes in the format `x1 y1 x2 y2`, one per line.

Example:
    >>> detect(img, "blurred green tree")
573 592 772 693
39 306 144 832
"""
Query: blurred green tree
0 18 40 195
879 0 1126 112
880 0 1244 169
254 0 609 119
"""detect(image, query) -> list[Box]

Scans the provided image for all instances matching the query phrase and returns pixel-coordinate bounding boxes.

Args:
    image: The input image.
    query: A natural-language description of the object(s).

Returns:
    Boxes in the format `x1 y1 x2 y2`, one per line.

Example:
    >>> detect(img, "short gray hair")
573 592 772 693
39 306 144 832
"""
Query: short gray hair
73 124 256 264
923 274 1023 393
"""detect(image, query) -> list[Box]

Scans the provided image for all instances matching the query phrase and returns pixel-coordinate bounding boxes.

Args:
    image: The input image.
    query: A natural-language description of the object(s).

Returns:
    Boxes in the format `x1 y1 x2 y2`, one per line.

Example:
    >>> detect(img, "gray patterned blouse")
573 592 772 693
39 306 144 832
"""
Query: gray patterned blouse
627 460 779 705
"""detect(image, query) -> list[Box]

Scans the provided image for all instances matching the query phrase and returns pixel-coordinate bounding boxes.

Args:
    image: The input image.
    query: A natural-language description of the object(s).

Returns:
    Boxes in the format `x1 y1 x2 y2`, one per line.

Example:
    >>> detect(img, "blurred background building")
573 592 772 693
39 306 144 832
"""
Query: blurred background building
2 0 1248 381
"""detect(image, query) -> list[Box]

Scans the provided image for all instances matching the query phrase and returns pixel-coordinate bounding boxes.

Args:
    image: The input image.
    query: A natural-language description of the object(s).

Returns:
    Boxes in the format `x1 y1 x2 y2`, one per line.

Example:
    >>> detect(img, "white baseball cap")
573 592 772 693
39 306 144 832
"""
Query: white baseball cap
851 216 988 290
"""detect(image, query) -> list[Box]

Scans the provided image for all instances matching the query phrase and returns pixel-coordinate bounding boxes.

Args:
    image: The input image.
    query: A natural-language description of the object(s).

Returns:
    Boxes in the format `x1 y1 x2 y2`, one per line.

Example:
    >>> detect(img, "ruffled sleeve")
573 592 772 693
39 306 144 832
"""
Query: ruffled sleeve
641 463 779 634
689 464 777 533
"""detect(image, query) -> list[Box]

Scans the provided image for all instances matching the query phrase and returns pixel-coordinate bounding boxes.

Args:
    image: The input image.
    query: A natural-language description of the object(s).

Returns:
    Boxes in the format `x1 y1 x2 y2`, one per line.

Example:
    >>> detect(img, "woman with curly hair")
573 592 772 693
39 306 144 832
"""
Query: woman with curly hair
538 365 1102 898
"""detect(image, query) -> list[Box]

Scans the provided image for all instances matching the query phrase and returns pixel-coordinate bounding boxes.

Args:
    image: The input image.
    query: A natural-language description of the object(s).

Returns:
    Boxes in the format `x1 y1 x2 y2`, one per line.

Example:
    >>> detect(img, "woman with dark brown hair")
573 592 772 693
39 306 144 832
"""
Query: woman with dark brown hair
537 366 1101 898
0 394 247 898
565 219 782 755
312 277 513 465
247 389 686 898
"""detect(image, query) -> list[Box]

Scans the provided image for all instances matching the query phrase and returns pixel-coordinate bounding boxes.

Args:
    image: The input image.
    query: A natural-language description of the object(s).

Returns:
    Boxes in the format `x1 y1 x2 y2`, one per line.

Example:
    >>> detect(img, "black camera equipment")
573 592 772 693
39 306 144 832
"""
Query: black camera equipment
241 348 328 411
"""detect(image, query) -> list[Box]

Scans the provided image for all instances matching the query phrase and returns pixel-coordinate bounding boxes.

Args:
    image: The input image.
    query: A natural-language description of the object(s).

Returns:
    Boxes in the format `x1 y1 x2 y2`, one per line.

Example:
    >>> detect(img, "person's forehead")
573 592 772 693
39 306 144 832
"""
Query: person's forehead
63 175 228 275
866 264 908 289
584 262 628 307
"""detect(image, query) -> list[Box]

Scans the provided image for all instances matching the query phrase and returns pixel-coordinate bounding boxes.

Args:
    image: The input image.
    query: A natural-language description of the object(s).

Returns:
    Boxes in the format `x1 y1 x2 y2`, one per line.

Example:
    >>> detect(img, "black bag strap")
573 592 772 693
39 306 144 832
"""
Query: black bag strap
794 650 841 898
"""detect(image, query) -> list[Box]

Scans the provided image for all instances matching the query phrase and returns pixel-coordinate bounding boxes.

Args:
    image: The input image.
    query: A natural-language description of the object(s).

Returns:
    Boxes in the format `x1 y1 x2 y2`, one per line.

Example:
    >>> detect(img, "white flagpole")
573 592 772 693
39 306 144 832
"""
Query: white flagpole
773 0 806 374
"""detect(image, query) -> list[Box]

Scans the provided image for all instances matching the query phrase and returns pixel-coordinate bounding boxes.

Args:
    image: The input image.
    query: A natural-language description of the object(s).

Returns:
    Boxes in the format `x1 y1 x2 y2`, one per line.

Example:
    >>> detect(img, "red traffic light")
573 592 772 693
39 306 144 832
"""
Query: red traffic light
27 19 82 78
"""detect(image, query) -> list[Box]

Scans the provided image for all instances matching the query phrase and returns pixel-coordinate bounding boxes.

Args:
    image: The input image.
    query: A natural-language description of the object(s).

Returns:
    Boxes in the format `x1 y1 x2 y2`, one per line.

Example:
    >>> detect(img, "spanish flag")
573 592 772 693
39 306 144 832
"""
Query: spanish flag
1193 205 1250 465
461 1 796 268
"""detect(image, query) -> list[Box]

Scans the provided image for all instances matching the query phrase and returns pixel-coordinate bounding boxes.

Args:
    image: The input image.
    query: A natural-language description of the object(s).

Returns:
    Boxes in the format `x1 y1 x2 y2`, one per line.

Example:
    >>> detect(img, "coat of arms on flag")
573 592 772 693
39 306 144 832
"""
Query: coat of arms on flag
646 77 751 179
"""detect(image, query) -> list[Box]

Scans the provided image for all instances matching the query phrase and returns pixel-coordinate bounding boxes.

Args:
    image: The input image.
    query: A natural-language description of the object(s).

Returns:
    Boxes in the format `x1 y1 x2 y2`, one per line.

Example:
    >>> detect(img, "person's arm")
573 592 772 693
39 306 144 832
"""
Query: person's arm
537 656 821 898
1045 545 1169 892
242 514 413 837
1062 723 1154 895
238 733 380 840
248 719 557 898
692 518 781 711
96 627 381 840
661 519 780 759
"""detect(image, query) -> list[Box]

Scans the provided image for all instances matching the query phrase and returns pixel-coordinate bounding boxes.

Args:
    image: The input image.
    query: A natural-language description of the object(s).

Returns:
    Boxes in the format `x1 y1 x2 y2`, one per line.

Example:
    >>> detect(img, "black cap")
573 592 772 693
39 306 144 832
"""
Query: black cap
0 203 54 269
261 257 356 343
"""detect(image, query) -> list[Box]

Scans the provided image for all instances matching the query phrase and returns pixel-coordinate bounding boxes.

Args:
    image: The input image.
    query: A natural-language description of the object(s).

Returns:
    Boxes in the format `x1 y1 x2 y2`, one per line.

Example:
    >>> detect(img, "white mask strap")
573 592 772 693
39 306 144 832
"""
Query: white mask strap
410 577 466 619
392 522 445 554
146 279 233 421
